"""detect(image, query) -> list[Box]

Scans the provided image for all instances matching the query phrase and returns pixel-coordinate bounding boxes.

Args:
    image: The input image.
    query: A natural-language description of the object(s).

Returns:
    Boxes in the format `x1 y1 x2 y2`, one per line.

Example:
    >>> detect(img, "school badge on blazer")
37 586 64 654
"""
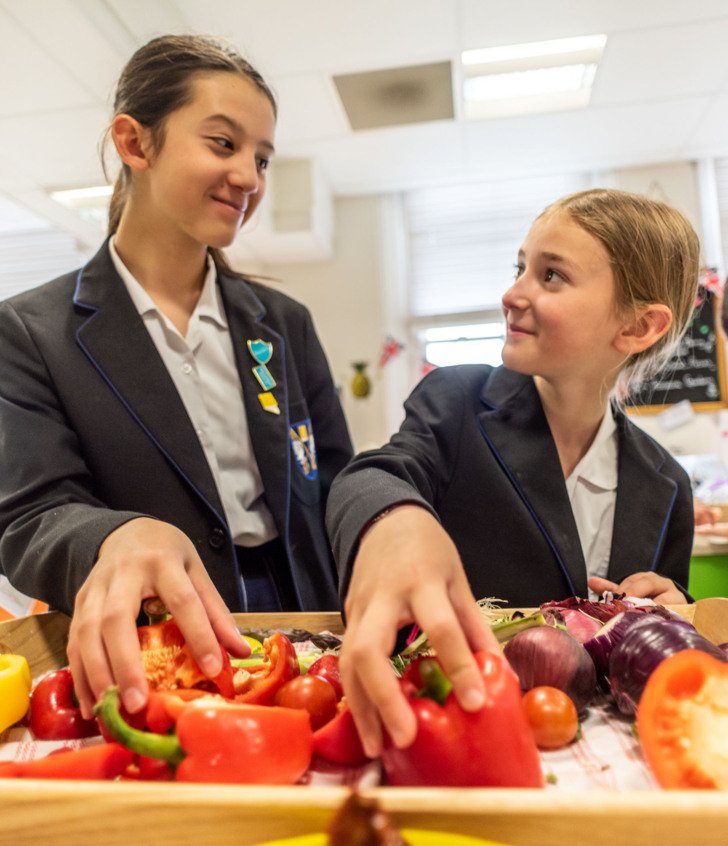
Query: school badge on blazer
289 419 318 480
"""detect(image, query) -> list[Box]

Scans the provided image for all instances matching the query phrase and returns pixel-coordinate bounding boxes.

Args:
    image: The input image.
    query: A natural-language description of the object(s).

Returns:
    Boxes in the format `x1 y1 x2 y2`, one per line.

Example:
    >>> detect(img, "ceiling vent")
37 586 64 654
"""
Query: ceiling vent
333 62 454 131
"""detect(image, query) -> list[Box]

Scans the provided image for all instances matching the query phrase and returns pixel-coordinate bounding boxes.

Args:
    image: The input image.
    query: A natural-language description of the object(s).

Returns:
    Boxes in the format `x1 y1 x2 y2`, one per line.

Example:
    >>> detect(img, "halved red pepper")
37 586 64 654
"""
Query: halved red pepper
381 650 544 788
95 686 313 784
637 649 728 789
233 632 299 705
137 619 234 698
0 742 133 780
29 668 100 740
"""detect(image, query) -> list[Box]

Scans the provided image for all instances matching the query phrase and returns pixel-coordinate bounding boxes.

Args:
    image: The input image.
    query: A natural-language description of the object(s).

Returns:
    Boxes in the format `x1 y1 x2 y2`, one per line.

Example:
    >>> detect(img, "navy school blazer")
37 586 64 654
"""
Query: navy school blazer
327 365 694 607
0 241 353 613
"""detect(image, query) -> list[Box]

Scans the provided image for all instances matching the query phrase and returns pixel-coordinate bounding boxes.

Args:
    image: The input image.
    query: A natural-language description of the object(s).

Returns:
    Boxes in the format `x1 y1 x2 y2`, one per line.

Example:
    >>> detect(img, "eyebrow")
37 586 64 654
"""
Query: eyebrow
518 249 579 269
202 113 276 154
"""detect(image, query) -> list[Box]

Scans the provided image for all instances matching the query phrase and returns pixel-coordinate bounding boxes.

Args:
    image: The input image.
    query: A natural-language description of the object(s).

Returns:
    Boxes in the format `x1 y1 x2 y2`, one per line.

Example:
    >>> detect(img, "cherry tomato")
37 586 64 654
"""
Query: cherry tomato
522 686 579 750
274 674 338 730
307 654 343 700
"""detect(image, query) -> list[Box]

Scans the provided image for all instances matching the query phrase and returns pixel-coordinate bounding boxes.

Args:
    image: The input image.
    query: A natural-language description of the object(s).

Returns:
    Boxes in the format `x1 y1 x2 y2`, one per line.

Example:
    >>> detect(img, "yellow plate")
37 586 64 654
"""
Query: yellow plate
256 831 508 846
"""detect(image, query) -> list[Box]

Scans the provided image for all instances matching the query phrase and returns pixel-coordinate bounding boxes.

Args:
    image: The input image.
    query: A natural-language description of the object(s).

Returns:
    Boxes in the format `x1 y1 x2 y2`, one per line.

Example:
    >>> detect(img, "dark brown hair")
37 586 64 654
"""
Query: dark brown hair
103 34 276 275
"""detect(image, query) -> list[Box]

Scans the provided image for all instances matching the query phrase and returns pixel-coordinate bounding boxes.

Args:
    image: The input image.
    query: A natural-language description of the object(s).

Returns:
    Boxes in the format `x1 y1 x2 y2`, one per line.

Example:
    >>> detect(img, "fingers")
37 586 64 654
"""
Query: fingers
587 576 620 595
339 598 417 756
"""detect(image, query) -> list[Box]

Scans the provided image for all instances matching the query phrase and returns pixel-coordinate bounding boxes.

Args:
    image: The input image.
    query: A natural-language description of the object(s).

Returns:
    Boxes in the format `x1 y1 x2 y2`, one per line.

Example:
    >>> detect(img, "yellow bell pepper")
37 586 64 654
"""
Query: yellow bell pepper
0 653 32 732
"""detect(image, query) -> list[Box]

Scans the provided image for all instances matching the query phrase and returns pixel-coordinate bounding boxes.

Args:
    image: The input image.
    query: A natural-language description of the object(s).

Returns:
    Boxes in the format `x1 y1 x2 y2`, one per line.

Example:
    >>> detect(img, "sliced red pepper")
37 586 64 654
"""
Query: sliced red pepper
95 686 313 784
313 703 370 766
381 650 544 788
233 632 299 705
0 742 133 780
637 649 728 789
137 619 234 698
29 668 100 740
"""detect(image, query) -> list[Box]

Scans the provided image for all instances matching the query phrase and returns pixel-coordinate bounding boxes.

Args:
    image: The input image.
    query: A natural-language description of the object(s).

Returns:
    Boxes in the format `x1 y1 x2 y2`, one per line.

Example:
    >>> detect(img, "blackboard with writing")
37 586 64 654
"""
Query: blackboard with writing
626 287 727 412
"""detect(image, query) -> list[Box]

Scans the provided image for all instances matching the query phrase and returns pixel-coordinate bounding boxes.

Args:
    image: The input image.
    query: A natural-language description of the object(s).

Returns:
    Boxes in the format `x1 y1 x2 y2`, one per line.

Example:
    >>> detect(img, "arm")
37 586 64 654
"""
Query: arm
326 368 498 756
590 464 695 604
0 301 248 717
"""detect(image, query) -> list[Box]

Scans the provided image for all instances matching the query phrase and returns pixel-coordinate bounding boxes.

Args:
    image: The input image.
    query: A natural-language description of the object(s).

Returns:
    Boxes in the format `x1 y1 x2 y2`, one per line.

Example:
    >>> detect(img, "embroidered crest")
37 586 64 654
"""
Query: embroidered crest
289 419 318 480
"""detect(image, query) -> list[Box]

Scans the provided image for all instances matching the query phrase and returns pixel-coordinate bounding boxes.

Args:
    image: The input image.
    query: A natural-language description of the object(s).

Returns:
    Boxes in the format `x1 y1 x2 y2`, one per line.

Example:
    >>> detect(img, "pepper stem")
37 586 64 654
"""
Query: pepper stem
94 687 185 767
415 659 453 706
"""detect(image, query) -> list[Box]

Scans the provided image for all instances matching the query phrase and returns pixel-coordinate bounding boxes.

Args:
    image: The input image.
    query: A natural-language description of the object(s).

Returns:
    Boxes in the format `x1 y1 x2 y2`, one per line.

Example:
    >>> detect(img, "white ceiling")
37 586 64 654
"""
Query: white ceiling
2 0 728 262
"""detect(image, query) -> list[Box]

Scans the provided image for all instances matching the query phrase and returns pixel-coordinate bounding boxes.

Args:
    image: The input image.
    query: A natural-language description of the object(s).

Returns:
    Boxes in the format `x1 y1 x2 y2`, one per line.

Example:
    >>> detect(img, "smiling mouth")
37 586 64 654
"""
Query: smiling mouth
213 196 245 214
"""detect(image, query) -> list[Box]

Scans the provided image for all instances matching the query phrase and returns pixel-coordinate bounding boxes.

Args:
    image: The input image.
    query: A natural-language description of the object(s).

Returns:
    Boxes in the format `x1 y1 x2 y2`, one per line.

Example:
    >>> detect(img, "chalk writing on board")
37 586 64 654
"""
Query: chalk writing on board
626 285 726 411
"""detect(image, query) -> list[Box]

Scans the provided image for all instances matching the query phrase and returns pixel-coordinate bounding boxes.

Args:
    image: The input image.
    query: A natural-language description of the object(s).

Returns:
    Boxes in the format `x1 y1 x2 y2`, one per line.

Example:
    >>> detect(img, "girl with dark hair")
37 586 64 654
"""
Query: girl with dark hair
0 34 352 719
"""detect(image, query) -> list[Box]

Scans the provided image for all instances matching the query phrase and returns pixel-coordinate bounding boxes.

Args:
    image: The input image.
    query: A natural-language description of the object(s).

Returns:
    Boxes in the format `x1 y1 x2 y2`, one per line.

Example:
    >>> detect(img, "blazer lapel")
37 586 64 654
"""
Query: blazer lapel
217 275 290 536
608 414 679 583
73 244 225 518
477 369 588 597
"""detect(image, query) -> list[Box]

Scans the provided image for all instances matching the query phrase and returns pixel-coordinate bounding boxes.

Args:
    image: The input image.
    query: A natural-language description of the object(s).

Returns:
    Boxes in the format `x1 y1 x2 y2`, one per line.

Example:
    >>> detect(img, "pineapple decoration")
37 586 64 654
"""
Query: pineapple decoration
350 361 371 398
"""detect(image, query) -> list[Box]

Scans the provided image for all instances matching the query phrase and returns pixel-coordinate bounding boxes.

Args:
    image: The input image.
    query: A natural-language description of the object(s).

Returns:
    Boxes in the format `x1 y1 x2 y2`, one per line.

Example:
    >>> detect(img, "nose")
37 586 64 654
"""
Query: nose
502 272 530 312
229 151 260 194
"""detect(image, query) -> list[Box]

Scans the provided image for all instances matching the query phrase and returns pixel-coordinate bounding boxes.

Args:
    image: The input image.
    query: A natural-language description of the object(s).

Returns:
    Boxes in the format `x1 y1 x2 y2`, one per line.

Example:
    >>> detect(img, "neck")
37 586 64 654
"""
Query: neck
113 206 209 309
534 375 613 478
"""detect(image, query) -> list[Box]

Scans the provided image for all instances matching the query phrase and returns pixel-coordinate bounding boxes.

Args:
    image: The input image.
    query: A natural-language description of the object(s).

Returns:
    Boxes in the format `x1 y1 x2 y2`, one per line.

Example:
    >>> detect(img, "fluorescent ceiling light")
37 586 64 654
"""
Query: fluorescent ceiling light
49 185 112 228
462 34 607 67
462 33 606 120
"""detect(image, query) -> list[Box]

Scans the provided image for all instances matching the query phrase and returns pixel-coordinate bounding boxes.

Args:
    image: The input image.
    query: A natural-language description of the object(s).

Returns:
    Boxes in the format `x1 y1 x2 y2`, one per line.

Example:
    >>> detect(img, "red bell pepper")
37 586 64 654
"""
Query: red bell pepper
95 686 313 784
0 742 133 780
137 619 235 697
233 632 299 705
637 649 728 789
29 668 100 740
313 703 370 766
381 650 544 788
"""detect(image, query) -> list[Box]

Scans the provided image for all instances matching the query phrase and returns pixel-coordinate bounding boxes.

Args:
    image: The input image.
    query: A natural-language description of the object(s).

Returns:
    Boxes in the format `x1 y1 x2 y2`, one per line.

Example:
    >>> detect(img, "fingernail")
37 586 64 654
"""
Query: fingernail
460 687 485 710
200 653 222 677
124 687 146 714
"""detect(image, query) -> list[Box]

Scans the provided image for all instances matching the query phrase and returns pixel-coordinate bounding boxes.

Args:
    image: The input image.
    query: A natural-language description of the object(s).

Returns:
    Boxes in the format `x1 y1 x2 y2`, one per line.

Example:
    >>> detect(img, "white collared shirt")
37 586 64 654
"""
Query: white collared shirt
564 407 618 600
109 239 278 547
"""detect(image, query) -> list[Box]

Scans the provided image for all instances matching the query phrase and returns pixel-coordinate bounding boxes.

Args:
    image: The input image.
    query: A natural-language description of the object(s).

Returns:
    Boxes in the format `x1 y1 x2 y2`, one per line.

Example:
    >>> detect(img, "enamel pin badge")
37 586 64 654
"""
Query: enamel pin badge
290 419 318 479
247 339 278 411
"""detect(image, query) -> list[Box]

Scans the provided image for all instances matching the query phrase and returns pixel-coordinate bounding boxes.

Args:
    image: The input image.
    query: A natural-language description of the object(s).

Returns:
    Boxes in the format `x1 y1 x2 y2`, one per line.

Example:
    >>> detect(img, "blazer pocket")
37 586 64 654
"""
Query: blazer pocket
288 402 321 505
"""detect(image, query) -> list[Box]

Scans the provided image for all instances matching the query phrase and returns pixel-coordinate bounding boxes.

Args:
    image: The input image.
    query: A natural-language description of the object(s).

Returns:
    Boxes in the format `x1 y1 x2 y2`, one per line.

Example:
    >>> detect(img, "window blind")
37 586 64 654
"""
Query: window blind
0 229 91 301
405 171 589 317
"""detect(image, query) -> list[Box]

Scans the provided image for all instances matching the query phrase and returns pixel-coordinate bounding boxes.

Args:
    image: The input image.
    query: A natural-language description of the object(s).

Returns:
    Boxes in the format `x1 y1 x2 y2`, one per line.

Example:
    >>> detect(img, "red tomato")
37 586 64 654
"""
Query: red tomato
637 649 728 789
307 654 343 700
274 674 338 729
522 686 579 750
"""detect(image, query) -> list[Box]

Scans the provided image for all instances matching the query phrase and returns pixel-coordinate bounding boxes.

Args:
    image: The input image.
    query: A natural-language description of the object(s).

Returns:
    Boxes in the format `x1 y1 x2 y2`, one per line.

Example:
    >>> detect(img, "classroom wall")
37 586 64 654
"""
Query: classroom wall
259 194 409 451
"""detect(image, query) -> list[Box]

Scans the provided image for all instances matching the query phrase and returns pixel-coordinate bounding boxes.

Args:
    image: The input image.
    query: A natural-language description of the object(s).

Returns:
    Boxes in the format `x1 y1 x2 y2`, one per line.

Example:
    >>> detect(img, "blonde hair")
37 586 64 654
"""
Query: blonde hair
102 34 276 277
542 188 700 400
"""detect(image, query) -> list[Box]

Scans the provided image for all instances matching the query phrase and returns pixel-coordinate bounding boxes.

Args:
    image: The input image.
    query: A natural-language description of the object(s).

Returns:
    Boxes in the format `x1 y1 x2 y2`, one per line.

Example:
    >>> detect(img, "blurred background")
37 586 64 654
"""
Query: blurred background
1 0 728 454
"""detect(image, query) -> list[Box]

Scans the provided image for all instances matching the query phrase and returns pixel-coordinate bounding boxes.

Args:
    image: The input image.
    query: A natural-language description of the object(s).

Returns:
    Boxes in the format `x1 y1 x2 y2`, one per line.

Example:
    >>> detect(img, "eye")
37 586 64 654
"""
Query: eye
513 263 525 279
544 268 562 283
209 136 234 151
257 157 270 173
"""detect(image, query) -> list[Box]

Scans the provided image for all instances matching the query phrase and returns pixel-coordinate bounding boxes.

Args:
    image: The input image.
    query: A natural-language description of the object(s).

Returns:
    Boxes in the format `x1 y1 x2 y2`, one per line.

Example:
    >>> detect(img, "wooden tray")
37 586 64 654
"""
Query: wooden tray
1 601 727 846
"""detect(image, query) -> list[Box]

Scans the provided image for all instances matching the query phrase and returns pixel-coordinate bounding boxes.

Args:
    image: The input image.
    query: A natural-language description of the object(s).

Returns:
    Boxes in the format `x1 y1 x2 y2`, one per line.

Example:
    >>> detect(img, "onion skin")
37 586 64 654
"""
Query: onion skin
608 619 727 715
503 626 597 715
583 611 680 687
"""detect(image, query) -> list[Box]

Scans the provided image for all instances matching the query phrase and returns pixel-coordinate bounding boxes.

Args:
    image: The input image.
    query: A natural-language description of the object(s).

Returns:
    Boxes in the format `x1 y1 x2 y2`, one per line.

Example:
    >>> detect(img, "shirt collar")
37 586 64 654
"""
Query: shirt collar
568 406 618 492
109 238 226 328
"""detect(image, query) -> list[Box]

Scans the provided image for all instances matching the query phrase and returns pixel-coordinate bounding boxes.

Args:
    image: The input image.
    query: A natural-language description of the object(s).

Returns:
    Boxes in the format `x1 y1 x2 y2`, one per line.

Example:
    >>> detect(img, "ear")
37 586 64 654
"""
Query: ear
110 114 153 172
614 304 673 356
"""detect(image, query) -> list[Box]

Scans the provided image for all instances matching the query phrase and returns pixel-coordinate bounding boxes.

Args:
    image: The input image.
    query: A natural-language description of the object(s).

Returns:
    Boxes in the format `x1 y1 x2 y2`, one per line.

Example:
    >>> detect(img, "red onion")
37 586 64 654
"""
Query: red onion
583 611 681 686
608 618 726 715
503 626 597 715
